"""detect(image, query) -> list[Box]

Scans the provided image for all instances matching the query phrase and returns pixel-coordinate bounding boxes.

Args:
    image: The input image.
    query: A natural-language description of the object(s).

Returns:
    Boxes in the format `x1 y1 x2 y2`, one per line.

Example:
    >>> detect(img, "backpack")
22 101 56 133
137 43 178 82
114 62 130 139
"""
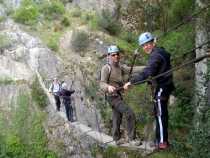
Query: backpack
97 63 112 83
50 81 61 93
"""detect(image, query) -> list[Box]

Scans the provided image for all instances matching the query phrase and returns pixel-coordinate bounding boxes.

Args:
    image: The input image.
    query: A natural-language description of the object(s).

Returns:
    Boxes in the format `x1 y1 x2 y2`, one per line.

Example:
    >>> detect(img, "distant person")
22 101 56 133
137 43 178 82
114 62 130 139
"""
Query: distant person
49 78 61 111
124 32 175 149
100 45 144 146
59 82 75 122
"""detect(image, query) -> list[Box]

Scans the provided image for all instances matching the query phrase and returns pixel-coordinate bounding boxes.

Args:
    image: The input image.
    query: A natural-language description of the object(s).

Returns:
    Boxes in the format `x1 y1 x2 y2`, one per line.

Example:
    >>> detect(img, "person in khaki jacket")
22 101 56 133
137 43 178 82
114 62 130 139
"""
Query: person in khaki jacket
100 45 144 145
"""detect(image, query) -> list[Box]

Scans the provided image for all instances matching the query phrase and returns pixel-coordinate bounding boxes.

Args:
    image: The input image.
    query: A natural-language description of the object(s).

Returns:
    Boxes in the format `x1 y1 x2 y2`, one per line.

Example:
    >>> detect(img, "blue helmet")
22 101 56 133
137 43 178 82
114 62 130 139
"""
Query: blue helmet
138 32 154 46
107 45 119 54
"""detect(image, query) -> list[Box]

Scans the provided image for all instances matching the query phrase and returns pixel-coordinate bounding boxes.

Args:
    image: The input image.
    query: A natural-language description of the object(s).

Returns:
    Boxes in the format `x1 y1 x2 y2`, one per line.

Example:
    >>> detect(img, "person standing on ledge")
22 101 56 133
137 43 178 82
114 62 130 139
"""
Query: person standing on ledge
49 78 61 111
100 45 144 146
59 82 75 122
124 32 175 149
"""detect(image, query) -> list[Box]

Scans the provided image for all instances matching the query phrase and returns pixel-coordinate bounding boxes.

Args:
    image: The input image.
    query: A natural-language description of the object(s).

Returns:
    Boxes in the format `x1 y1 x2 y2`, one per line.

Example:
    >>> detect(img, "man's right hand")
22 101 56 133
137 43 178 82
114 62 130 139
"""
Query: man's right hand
123 82 131 90
108 85 116 93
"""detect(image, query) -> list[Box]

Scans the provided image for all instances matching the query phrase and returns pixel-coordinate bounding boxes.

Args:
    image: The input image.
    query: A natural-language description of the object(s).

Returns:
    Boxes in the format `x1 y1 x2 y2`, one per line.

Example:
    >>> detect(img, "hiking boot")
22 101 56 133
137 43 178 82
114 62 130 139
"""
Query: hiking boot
115 138 126 145
159 142 168 150
128 140 142 146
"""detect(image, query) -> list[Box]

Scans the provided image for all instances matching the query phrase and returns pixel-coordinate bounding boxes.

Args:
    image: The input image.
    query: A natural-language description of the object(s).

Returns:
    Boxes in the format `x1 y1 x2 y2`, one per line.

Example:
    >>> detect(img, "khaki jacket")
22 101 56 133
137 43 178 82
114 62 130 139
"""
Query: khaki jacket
100 63 145 94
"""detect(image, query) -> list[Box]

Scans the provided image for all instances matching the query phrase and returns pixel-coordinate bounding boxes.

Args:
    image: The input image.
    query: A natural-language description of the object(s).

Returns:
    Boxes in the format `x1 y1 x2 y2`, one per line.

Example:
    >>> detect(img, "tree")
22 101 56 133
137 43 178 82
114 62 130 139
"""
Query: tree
194 0 209 126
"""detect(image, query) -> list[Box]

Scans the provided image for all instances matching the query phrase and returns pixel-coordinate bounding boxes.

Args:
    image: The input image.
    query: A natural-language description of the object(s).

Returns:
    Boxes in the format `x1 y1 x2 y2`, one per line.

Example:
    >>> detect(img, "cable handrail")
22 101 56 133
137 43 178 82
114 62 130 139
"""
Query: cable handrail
115 42 210 91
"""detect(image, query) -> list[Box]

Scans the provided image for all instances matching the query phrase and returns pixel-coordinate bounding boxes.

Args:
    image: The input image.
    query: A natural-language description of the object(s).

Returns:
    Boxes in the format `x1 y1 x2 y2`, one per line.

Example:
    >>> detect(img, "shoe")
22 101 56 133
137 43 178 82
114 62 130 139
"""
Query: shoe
115 138 126 145
128 140 142 146
159 142 168 149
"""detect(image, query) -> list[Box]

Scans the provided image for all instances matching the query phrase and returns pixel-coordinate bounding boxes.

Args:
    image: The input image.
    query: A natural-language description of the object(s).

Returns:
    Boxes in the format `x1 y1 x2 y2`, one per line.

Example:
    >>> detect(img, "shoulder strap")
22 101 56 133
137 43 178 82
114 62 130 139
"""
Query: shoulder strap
106 63 112 83
119 65 124 77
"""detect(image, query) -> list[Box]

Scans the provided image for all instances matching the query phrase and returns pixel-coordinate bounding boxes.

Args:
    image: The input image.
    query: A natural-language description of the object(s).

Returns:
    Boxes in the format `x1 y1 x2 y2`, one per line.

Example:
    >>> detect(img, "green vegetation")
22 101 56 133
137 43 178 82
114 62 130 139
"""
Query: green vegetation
12 0 67 53
69 7 82 18
7 0 210 157
47 32 61 52
187 110 210 158
13 0 39 25
91 144 176 158
167 0 194 25
0 77 15 85
0 16 6 22
86 11 98 30
71 30 90 52
157 25 194 64
39 0 65 20
0 93 57 158
97 9 122 36
31 77 48 109
0 33 12 51
61 15 71 27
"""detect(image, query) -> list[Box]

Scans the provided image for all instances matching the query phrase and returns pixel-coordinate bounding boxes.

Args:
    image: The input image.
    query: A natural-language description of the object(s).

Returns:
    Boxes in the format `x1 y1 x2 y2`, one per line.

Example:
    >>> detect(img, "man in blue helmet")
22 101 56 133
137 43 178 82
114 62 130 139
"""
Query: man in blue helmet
100 45 144 146
124 32 174 149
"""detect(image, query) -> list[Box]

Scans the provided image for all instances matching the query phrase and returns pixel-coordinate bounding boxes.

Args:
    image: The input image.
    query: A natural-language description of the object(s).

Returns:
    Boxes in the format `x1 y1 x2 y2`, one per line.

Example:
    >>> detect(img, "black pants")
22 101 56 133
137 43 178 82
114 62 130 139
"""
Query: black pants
63 101 74 122
107 95 136 141
54 94 61 111
154 87 170 144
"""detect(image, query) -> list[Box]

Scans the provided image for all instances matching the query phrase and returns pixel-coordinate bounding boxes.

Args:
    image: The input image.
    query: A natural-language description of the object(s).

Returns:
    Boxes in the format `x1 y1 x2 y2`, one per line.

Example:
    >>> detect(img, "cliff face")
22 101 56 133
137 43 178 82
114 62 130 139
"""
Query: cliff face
0 17 107 157
72 0 116 13
0 1 142 157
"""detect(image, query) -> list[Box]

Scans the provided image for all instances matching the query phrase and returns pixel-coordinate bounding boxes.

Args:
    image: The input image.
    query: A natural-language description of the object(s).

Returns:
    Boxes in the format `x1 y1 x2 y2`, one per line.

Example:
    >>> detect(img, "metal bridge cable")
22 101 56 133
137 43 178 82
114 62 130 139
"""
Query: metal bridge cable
133 53 210 86
171 40 210 62
115 41 210 91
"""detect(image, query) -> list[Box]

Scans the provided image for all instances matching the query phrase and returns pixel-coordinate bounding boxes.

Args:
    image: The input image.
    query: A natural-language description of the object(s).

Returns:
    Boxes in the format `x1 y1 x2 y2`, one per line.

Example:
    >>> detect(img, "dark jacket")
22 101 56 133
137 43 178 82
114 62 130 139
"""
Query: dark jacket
58 89 75 104
130 47 174 90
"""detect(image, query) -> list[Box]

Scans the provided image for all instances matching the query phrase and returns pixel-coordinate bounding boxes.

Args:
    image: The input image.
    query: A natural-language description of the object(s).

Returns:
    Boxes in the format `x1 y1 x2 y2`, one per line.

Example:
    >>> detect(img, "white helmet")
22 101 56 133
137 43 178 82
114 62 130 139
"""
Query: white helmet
107 45 119 54
53 77 58 81
62 82 67 89
138 32 154 46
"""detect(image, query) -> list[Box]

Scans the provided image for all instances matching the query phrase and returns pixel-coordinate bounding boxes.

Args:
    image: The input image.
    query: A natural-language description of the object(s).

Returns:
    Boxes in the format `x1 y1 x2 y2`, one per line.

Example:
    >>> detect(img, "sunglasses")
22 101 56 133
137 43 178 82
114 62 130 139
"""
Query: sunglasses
111 53 120 57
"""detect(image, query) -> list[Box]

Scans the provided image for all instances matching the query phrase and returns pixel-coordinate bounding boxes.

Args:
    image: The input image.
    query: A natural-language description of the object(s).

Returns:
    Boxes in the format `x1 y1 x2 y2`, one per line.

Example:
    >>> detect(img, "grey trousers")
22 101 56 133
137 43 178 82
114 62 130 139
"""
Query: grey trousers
107 95 136 141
